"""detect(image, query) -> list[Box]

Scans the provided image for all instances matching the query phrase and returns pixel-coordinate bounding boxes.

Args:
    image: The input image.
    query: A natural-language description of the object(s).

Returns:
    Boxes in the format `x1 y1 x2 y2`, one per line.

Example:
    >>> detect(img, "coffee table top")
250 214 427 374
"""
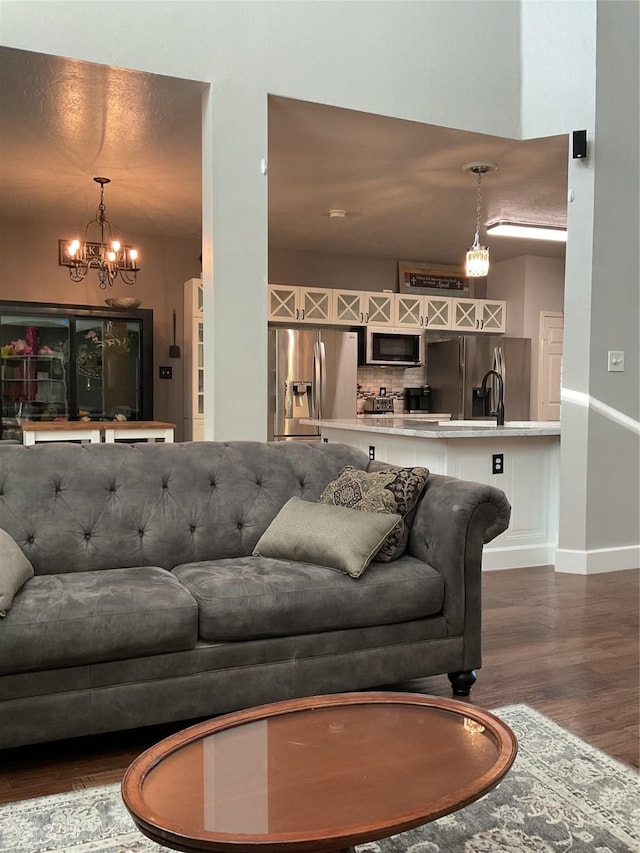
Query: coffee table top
122 692 517 853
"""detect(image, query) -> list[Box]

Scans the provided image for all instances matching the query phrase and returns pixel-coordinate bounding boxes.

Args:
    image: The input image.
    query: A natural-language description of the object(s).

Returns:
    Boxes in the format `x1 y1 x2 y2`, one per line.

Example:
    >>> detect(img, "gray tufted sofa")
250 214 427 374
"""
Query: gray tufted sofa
0 440 510 749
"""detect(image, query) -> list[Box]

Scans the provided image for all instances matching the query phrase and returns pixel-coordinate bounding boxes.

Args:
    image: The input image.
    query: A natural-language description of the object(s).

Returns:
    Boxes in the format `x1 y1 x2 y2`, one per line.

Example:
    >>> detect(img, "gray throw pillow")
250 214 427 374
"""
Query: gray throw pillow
318 465 429 562
253 497 402 579
0 528 34 617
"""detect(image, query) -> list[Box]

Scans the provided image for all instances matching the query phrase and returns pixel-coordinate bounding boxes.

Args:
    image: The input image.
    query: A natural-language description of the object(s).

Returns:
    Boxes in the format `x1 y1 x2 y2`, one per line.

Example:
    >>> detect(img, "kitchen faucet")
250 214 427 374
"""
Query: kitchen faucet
480 370 505 426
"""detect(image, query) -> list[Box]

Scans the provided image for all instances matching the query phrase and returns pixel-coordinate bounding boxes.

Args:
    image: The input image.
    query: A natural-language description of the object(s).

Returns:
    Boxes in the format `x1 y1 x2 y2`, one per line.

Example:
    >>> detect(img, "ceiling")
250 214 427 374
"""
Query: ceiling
0 47 568 268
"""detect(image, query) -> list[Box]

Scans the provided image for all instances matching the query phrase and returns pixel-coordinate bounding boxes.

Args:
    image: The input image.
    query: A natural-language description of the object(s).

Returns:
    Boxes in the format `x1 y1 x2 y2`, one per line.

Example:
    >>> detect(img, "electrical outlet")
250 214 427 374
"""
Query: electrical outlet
159 366 172 379
492 453 504 475
368 445 376 461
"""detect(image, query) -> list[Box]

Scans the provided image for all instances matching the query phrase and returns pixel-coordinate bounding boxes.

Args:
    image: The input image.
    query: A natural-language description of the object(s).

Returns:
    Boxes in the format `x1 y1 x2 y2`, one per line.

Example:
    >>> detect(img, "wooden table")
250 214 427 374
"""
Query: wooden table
121 692 517 853
20 421 102 445
102 421 175 443
20 421 175 445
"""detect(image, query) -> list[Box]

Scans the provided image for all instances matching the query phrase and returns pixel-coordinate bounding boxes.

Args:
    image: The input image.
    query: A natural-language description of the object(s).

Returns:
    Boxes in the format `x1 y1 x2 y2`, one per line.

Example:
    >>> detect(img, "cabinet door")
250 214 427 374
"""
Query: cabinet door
451 298 480 332
184 278 204 432
333 289 365 325
75 317 143 421
477 299 506 333
299 287 332 324
364 292 394 326
395 294 422 328
1 313 71 440
451 298 506 333
424 296 452 330
268 284 299 322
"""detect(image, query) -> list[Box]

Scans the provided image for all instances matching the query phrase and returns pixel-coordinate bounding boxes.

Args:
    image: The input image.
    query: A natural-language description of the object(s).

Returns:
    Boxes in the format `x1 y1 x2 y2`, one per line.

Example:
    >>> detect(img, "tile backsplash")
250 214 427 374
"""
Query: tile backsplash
357 365 428 413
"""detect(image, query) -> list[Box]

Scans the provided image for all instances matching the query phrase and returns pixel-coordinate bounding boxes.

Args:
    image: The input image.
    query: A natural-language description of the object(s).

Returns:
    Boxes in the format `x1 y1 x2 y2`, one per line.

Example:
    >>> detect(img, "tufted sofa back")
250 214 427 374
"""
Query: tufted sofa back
0 440 370 575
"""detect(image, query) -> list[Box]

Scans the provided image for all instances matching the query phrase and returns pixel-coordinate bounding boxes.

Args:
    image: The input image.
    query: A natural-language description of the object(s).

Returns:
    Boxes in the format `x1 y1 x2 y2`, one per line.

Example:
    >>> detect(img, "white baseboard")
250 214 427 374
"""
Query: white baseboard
482 544 556 571
554 545 640 575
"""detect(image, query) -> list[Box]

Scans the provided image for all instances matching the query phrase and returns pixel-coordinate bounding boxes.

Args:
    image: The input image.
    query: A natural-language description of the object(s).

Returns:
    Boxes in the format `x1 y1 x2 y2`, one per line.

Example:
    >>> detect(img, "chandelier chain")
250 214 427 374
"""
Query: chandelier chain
475 170 483 243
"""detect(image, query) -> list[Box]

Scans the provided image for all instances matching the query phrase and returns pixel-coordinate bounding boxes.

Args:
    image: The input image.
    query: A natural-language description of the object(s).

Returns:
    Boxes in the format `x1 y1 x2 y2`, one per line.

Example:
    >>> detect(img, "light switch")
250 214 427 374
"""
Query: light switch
607 351 624 372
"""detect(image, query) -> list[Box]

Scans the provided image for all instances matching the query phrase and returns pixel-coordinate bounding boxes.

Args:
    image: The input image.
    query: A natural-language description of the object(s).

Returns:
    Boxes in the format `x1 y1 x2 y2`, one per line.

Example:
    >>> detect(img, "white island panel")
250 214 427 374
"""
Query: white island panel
307 419 560 572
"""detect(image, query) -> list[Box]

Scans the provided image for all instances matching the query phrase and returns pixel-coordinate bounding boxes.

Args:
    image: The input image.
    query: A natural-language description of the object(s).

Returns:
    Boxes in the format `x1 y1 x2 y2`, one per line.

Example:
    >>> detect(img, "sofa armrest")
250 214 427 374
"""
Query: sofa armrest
406 473 511 640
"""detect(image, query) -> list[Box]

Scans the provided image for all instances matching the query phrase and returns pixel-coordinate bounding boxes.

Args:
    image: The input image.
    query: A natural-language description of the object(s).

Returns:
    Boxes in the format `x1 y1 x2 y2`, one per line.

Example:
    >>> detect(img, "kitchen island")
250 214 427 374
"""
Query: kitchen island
303 417 561 571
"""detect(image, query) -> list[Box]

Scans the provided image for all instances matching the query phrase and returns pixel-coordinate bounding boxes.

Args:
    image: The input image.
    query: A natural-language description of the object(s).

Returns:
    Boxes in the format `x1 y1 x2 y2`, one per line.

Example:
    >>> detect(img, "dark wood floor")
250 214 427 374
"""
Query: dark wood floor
1 566 638 805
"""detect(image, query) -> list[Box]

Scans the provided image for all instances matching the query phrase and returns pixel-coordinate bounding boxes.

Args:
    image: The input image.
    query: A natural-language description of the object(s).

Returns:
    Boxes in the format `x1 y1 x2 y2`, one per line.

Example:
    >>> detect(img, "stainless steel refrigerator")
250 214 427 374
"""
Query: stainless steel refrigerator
427 336 531 421
268 327 358 440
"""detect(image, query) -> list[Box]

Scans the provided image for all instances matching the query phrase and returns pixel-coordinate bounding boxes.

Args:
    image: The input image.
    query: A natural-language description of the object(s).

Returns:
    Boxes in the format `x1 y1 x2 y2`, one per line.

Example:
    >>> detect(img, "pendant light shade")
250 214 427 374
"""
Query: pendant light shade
463 162 496 278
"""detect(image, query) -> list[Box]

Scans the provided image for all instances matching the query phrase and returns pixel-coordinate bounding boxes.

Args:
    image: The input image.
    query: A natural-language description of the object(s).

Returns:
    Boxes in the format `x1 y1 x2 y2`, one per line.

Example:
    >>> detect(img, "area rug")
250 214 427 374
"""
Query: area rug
1 704 638 853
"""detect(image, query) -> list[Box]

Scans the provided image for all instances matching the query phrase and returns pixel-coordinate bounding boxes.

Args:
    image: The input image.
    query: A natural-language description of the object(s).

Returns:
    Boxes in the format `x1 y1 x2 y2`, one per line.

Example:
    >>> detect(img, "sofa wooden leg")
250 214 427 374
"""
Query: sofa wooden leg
448 670 477 696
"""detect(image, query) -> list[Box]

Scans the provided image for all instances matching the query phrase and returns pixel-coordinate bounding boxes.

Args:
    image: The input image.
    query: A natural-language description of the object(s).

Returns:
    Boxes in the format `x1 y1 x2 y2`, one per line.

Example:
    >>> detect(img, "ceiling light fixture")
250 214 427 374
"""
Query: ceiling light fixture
329 209 346 219
65 177 139 288
463 161 497 278
487 221 567 242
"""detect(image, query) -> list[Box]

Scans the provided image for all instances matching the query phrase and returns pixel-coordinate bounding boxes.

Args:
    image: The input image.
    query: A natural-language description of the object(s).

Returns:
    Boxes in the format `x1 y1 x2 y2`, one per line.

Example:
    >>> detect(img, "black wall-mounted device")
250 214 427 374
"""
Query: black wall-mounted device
572 129 587 159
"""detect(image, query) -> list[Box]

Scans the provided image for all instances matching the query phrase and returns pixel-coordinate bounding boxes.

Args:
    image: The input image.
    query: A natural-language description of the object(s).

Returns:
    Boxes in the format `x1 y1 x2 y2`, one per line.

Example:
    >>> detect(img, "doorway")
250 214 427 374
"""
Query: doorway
538 311 564 420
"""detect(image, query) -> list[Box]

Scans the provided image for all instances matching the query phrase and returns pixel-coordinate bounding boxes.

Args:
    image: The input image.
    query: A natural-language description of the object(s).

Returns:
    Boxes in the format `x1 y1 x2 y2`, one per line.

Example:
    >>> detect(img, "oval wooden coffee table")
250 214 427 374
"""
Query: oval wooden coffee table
121 692 517 853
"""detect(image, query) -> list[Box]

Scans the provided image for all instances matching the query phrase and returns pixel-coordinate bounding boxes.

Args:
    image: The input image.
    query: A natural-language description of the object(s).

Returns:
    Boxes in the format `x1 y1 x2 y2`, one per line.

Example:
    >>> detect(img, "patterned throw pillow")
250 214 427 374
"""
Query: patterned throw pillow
318 465 429 562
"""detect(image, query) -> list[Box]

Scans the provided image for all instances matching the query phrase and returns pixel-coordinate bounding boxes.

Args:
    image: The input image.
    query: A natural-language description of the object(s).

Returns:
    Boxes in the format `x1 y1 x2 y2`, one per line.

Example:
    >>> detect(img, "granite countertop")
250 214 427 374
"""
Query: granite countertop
302 417 561 438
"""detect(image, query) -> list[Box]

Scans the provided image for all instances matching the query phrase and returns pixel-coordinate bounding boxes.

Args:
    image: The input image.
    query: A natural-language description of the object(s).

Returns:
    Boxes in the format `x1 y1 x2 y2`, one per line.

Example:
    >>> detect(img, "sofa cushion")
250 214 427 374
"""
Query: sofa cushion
0 567 198 675
319 465 429 561
0 528 34 617
0 441 373 576
172 555 445 641
253 497 402 578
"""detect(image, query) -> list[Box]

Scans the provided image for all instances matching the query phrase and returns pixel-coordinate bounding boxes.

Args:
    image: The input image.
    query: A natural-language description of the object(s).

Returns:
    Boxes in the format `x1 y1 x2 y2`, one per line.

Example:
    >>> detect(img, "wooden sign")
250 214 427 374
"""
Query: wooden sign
58 240 137 271
399 261 471 296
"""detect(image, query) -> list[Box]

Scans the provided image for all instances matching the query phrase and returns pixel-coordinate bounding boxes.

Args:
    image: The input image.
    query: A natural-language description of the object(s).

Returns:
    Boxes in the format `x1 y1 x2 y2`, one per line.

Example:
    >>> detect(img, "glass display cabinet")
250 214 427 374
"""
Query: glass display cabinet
0 300 153 441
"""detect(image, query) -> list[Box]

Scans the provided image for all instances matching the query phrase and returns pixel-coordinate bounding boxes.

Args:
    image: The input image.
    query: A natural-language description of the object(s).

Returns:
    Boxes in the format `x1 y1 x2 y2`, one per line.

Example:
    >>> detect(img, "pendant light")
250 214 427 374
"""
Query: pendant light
463 161 496 278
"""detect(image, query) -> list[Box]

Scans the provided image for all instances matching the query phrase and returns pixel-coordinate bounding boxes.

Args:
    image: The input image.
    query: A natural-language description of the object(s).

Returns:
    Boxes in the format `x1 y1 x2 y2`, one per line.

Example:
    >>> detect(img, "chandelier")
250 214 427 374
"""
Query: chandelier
65 177 139 288
463 161 496 278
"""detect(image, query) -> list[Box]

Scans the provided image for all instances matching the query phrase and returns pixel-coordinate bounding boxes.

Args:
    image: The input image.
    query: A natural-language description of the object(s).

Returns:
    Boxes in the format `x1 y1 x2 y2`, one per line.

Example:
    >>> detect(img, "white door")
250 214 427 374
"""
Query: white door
538 311 564 420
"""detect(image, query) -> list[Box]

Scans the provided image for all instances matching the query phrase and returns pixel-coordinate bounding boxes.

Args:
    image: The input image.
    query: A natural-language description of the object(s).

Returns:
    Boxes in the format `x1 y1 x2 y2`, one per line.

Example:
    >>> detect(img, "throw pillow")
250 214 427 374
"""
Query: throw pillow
318 465 429 562
252 496 402 579
0 528 35 617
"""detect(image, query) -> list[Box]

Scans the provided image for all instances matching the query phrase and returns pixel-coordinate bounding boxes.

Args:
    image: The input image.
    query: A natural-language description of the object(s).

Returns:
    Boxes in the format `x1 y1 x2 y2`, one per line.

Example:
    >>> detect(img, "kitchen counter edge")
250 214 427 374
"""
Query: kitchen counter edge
302 418 561 439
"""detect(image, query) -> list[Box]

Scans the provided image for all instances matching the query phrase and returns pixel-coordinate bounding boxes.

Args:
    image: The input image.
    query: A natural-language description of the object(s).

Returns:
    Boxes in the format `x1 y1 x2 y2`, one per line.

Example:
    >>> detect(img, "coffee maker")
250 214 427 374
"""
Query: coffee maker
404 385 432 413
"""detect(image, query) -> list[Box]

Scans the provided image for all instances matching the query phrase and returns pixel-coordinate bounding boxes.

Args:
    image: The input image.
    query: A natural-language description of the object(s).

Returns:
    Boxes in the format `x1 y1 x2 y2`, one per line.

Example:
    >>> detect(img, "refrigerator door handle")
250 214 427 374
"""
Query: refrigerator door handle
313 341 326 419
284 381 293 419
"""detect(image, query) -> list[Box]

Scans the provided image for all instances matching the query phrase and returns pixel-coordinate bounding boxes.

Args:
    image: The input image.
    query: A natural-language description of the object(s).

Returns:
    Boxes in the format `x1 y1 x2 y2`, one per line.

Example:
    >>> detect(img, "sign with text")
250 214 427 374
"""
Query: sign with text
399 261 471 296
58 240 137 270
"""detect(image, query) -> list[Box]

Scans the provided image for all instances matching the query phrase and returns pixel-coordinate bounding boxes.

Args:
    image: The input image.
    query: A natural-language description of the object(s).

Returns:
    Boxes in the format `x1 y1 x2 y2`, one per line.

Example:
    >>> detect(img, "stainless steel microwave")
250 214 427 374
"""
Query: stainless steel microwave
358 327 424 366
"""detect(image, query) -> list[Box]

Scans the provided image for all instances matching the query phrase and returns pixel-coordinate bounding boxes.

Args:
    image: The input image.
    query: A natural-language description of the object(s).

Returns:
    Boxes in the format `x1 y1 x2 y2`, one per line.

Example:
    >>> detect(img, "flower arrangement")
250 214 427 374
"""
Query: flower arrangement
1 339 34 356
1 340 58 356
85 324 130 353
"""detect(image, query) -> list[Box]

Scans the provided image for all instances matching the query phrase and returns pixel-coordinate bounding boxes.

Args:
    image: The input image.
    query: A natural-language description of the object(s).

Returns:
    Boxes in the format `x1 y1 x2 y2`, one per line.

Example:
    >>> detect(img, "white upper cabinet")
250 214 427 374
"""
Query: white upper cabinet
364 292 394 326
269 284 505 333
333 289 367 325
395 294 453 330
183 277 204 441
451 298 506 333
268 285 332 324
